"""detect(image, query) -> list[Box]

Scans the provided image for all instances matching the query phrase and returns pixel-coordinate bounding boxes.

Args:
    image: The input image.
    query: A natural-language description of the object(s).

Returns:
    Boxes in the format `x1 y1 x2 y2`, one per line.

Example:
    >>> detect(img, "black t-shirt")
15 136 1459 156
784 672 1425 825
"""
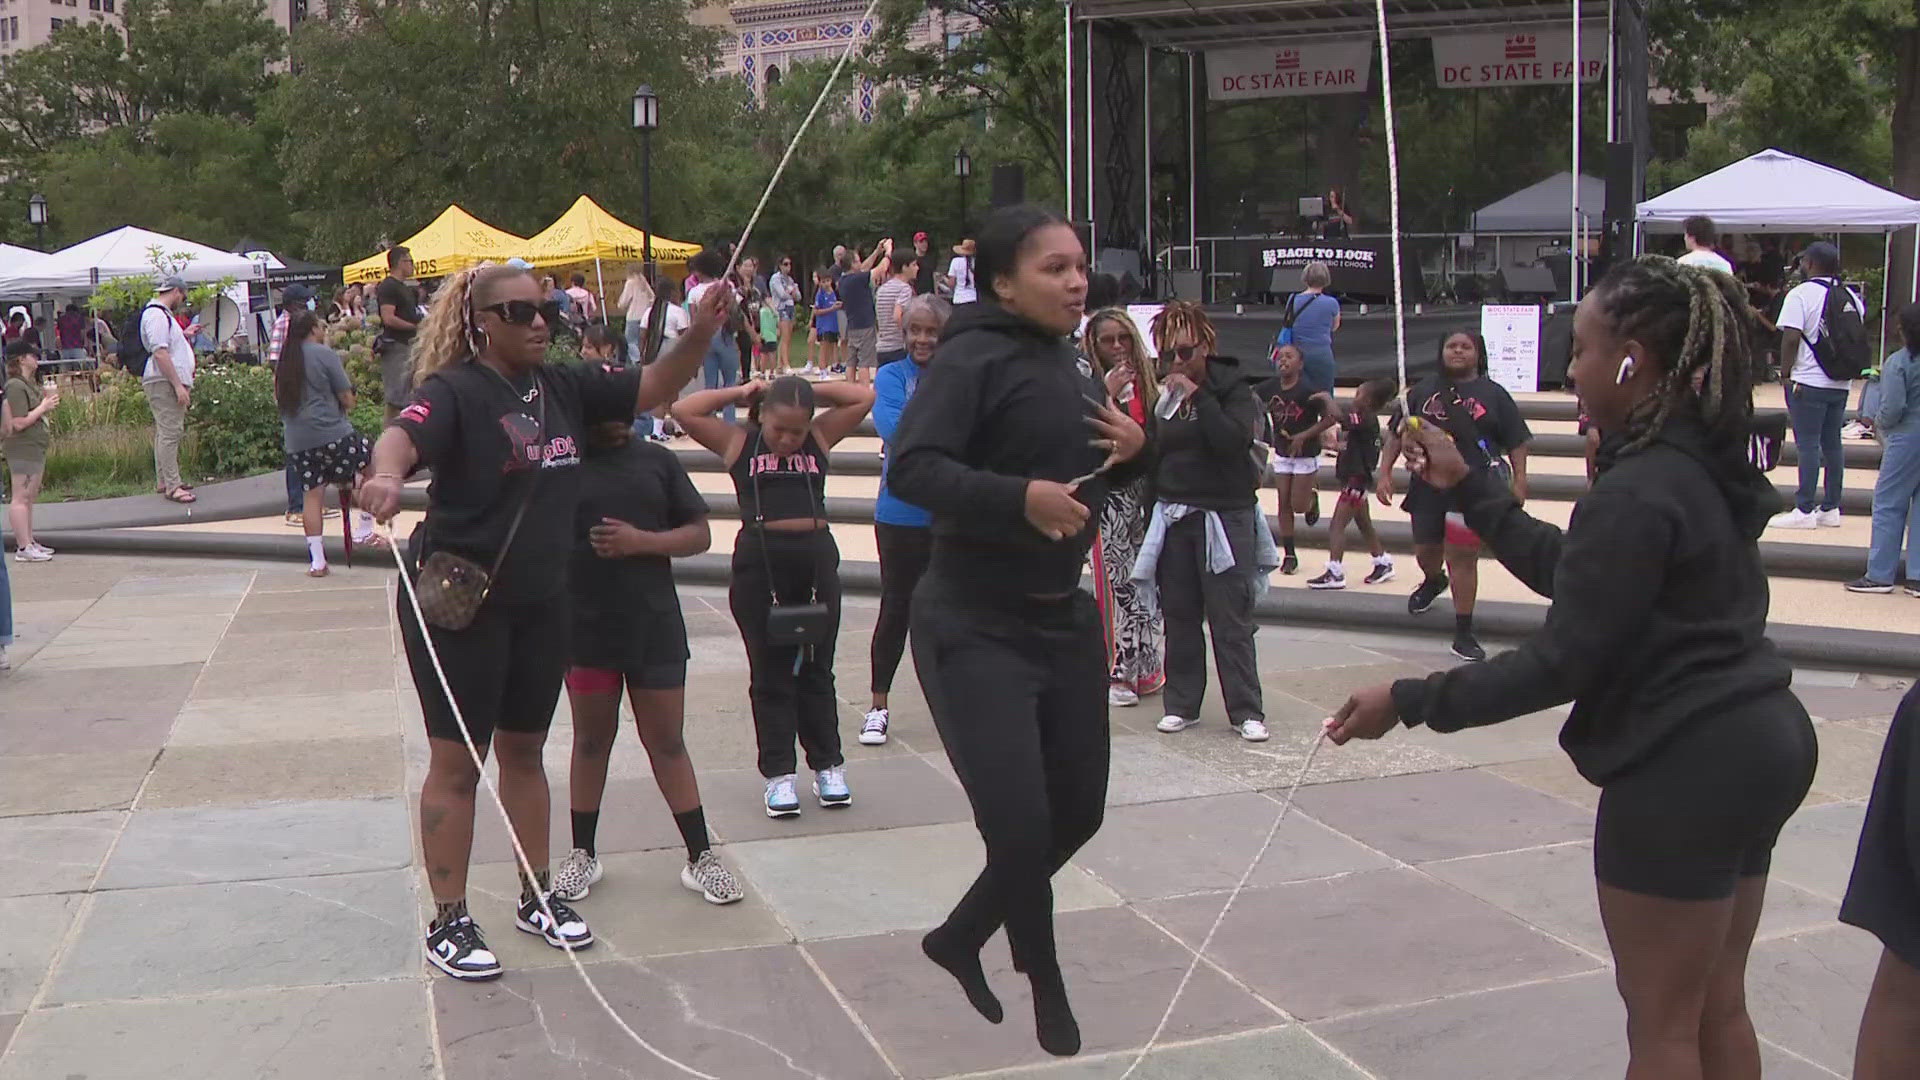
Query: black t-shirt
1259 377 1328 455
376 276 423 341
1335 405 1381 483
393 361 641 603
571 440 707 619
729 426 827 523
1391 373 1531 515
914 252 937 296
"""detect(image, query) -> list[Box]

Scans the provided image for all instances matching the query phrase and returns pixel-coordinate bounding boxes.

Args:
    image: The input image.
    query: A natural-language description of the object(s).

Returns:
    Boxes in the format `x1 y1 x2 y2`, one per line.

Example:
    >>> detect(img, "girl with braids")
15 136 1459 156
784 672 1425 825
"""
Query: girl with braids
358 263 732 982
672 373 873 817
1329 255 1816 1080
1083 307 1164 707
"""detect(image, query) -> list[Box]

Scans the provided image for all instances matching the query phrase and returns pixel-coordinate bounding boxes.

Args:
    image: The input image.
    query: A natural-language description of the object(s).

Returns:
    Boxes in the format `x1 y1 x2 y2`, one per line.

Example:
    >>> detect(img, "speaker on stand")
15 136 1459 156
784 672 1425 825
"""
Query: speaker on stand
990 164 1025 208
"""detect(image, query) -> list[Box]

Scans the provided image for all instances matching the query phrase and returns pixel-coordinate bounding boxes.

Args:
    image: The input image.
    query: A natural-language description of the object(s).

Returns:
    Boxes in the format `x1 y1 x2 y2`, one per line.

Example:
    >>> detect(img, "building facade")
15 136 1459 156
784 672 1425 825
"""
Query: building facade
700 0 968 120
0 0 118 55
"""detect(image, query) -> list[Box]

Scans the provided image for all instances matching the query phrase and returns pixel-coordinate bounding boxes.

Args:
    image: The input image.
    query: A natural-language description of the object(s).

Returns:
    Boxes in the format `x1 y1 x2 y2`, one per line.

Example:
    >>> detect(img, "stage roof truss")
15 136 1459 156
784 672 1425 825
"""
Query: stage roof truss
1075 0 1614 51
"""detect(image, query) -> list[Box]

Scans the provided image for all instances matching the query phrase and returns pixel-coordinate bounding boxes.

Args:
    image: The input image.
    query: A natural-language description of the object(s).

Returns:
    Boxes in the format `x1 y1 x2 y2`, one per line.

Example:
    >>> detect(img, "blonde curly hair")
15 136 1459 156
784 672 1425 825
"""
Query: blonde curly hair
410 263 535 388
1084 307 1159 414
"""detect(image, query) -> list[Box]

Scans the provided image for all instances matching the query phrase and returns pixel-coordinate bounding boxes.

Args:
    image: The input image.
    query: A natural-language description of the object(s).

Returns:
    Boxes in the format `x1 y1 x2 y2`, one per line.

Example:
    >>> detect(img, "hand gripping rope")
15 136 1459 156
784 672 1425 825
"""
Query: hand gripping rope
382 2 887 1075
1117 2 1410 1074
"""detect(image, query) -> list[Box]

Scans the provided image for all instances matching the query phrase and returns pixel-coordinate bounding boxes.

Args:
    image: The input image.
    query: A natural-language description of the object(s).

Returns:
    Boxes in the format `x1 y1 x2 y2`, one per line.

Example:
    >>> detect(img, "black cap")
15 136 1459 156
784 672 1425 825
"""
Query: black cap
279 284 314 306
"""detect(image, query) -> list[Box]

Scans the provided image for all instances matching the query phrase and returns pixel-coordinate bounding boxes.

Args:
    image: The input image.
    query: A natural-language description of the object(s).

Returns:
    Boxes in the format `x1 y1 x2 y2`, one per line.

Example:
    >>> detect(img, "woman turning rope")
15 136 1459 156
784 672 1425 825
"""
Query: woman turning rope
359 264 730 982
888 205 1147 1057
1328 256 1816 1079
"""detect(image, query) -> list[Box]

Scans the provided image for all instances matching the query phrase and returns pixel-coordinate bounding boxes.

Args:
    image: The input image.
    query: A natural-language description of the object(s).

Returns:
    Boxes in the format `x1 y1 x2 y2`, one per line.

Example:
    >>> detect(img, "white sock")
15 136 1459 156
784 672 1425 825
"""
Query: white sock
306 535 326 570
1326 560 1344 575
1374 553 1394 566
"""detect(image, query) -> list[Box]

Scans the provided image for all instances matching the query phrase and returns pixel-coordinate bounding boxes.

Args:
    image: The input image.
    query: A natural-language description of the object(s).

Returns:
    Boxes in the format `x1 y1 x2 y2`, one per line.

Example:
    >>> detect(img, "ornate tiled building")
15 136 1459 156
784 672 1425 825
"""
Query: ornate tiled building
697 0 973 121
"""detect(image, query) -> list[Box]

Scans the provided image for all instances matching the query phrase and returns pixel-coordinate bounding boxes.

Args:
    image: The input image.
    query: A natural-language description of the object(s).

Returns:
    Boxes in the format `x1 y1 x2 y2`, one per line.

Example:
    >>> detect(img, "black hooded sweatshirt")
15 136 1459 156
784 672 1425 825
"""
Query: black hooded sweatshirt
1391 412 1792 785
1150 353 1263 511
888 301 1144 597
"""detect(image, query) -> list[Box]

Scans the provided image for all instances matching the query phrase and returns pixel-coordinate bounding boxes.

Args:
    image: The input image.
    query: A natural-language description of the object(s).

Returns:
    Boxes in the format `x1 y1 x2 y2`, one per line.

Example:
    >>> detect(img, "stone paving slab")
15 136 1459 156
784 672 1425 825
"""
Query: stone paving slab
1769 801 1869 901
701 755 975 845
977 1026 1369 1079
98 798 413 889
137 736 404 808
0 750 156 817
1100 733 1254 806
0 981 436 1080
0 812 123 897
1291 768 1593 863
1745 924 1886 1076
168 690 404 747
0 894 81 1011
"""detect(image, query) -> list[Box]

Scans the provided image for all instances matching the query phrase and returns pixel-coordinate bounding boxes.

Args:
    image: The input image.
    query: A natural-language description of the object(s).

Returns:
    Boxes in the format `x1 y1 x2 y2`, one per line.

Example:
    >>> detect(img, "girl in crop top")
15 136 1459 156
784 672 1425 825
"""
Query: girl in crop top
672 375 873 817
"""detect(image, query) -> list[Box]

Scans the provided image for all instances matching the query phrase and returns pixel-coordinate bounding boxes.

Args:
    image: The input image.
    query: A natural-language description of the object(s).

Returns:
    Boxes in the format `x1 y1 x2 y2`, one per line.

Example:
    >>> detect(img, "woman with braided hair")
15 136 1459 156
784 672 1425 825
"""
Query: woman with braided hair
1328 255 1816 1079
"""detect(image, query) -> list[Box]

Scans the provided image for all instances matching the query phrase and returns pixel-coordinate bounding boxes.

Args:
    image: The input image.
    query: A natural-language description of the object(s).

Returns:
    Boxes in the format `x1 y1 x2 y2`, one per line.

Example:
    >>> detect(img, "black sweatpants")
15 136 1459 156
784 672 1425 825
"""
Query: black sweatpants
870 522 933 695
729 528 845 778
912 572 1110 978
1157 509 1265 724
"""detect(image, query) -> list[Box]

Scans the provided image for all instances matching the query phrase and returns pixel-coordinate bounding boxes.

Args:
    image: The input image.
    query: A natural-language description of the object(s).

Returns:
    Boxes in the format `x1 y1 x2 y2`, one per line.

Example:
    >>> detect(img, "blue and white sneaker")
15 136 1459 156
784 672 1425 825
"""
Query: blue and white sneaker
766 775 801 818
814 766 852 808
515 894 594 950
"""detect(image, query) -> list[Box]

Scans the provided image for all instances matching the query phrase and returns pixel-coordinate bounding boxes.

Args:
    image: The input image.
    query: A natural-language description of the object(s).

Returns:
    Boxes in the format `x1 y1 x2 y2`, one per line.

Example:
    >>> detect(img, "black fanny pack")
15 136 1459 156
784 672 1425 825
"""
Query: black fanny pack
751 432 833 647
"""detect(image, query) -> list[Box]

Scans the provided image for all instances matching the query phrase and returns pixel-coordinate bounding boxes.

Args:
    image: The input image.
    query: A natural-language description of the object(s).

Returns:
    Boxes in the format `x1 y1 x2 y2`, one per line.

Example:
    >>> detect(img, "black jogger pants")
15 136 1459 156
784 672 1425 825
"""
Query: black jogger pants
729 528 845 778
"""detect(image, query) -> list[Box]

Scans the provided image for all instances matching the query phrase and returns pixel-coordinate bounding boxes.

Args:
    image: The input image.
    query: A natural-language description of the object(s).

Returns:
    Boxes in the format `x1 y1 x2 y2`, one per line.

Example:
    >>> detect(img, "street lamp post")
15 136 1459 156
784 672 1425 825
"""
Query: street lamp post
27 193 47 251
954 148 973 236
632 85 661 361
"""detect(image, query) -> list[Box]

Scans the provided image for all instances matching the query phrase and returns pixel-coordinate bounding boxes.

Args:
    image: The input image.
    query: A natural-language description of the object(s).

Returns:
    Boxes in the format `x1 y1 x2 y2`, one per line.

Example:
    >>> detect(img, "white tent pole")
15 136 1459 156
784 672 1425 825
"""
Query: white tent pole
1570 4 1581 302
1065 2 1074 218
594 255 607 326
1882 231 1892 361
1605 0 1616 141
1189 51 1198 278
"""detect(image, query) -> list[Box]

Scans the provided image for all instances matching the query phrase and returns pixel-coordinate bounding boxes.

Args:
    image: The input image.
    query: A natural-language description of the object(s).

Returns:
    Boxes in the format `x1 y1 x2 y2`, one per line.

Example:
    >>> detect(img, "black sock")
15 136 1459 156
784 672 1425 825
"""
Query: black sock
1455 613 1474 637
922 928 1005 1024
674 806 711 862
1283 538 1297 556
571 810 600 857
1028 969 1082 1057
433 898 468 929
520 867 551 903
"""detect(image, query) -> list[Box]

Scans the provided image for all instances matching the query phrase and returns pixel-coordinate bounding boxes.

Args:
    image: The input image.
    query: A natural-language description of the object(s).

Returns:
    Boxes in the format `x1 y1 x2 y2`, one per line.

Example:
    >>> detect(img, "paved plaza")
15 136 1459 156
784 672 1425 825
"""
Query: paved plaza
0 554 1905 1078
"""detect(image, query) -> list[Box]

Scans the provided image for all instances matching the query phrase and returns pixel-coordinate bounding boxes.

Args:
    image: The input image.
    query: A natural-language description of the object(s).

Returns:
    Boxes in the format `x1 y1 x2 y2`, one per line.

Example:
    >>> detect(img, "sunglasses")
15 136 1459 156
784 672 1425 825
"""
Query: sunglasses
479 300 542 326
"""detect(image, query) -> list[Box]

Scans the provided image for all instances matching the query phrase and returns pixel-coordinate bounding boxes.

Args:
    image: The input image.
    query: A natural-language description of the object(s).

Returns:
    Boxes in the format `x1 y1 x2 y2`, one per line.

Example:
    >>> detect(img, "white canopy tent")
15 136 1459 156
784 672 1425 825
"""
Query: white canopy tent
0 225 263 297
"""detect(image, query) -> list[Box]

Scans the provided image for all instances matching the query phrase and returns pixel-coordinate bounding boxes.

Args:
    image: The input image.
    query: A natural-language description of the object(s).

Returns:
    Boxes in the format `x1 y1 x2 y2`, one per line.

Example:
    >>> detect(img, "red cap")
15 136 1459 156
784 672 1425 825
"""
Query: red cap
913 231 928 243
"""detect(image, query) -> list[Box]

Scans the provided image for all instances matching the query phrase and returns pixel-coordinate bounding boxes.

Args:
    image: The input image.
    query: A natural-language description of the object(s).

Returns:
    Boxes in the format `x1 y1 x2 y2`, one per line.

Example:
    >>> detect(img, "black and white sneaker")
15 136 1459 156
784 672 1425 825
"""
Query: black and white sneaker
1363 560 1397 586
1845 577 1896 594
1450 634 1488 662
516 894 595 950
1408 572 1449 615
1280 553 1299 575
1307 568 1346 590
426 916 503 981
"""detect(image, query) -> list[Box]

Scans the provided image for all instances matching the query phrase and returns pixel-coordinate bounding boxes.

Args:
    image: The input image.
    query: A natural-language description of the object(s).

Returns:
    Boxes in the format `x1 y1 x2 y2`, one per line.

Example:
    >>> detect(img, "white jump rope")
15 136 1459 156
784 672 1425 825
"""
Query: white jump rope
384 2 885 1077
1116 1 1411 1074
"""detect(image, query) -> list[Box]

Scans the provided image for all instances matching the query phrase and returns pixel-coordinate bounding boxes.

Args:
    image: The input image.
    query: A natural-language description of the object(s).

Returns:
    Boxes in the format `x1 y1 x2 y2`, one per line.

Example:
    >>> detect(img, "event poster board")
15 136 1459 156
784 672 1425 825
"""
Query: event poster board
1125 304 1163 349
1481 304 1541 394
1207 40 1373 101
1433 30 1606 88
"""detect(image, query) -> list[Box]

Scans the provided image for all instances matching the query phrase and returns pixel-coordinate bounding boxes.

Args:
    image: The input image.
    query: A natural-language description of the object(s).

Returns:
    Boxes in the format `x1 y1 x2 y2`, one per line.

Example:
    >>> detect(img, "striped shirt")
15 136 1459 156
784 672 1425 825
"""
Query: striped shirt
268 311 290 367
874 278 914 352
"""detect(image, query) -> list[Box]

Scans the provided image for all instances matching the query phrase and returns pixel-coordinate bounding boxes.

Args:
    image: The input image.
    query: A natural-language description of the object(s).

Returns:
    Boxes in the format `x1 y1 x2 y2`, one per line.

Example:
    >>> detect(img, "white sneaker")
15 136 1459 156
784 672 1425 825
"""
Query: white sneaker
1815 507 1842 528
551 847 602 902
1108 684 1139 707
765 775 801 818
859 708 890 745
1237 719 1271 743
28 543 53 557
814 766 851 807
1842 420 1871 439
1768 509 1820 530
12 546 49 562
0 646 10 671
1156 714 1197 733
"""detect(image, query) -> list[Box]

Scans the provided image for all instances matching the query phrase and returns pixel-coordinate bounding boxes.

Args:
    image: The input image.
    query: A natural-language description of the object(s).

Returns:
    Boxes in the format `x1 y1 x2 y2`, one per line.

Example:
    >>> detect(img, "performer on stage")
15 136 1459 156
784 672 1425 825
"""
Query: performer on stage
888 204 1146 1057
1328 255 1817 1079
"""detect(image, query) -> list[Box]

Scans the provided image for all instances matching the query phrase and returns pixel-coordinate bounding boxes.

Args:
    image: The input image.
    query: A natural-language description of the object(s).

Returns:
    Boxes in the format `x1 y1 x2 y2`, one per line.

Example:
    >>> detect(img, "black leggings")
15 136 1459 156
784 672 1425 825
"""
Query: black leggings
870 522 933 695
912 573 1109 980
729 528 844 778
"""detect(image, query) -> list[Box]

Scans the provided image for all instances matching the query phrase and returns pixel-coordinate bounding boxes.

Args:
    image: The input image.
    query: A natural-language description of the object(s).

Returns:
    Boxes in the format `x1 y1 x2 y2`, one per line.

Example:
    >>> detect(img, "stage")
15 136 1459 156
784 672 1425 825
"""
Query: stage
1201 302 1574 388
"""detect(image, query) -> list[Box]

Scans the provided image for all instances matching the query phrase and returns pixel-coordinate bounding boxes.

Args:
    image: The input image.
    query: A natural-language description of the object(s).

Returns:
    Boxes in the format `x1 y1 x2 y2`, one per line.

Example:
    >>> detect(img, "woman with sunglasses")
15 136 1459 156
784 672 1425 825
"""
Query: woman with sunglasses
888 204 1146 1057
771 256 802 371
1082 308 1163 708
358 263 731 983
672 374 873 818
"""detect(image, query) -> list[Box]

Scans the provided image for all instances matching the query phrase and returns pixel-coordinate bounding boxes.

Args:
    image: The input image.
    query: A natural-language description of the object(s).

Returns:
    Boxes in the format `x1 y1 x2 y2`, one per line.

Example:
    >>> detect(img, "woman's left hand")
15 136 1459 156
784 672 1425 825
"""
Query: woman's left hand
1086 400 1147 468
1103 363 1134 400
589 518 651 558
1324 684 1400 745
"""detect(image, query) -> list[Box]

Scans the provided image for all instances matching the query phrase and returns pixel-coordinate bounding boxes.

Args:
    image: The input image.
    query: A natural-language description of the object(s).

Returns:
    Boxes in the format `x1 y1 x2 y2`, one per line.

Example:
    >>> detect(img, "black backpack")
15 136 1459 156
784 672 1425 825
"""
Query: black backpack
117 302 169 378
1807 278 1870 381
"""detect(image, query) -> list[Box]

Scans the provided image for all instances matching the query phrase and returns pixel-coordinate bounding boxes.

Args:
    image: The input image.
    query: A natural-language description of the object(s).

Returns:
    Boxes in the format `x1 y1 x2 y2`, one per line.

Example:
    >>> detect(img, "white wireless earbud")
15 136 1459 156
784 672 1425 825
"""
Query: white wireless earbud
1615 357 1635 385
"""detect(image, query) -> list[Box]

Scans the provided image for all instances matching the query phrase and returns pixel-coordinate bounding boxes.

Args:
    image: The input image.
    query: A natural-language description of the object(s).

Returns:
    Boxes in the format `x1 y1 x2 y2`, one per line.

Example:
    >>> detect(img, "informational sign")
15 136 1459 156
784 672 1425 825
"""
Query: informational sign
1207 40 1373 101
1433 30 1607 88
1481 304 1541 394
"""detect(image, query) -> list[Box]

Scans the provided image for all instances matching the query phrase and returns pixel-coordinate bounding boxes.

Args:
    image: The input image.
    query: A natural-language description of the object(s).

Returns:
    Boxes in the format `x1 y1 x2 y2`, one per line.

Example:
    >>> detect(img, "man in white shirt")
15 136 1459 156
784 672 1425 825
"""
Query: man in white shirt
141 276 197 503
1677 215 1735 276
1771 241 1859 529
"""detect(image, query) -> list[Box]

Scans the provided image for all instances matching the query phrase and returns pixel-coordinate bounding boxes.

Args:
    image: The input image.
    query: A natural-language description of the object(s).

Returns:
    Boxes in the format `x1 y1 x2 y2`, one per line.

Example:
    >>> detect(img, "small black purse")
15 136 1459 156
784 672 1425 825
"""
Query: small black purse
751 430 833 647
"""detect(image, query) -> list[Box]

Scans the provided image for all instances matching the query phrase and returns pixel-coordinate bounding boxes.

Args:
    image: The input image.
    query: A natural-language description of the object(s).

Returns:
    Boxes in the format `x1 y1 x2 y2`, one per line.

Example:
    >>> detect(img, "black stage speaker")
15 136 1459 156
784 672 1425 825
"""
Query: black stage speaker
991 164 1025 208
1605 142 1635 223
1500 264 1559 299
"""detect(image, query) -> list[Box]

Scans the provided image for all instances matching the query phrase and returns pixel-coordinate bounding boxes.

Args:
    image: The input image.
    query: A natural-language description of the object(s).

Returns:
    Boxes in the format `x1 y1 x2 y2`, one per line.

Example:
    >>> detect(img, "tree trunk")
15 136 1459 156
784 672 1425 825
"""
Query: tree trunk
1888 5 1920 312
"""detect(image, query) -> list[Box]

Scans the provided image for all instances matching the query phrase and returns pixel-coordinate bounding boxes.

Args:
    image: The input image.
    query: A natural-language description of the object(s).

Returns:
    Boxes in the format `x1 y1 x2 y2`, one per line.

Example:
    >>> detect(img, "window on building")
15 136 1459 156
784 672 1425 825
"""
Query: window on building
105 0 115 10
766 64 780 90
2 21 10 42
90 0 100 10
51 18 63 32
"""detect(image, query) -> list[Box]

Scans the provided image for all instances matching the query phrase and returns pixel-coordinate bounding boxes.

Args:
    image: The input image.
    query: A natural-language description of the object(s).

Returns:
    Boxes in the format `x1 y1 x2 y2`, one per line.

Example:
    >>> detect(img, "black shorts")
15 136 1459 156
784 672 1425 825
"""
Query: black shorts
568 605 690 691
1842 685 1920 967
1594 690 1816 900
815 329 840 343
399 590 570 745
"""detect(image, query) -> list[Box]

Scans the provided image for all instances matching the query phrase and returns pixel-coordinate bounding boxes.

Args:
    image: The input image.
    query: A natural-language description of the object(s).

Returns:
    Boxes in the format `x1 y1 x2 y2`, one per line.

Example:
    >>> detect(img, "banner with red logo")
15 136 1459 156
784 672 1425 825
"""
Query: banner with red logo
1207 40 1373 101
1432 29 1607 88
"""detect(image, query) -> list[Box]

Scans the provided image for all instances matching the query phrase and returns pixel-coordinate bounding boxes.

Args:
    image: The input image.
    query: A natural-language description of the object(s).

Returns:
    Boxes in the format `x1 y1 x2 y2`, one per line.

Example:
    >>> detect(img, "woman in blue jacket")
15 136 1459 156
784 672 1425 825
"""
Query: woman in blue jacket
1847 303 1920 595
862 294 952 746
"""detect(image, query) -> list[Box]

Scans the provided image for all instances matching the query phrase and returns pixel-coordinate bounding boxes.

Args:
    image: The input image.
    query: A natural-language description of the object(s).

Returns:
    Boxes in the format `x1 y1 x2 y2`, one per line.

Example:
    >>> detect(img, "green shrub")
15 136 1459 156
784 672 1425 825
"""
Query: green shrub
188 362 283 477
43 371 151 436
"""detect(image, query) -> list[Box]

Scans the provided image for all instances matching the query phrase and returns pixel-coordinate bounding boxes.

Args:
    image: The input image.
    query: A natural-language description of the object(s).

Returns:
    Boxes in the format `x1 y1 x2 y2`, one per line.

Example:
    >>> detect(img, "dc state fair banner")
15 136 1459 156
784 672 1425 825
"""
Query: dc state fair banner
1431 29 1607 88
1207 40 1373 101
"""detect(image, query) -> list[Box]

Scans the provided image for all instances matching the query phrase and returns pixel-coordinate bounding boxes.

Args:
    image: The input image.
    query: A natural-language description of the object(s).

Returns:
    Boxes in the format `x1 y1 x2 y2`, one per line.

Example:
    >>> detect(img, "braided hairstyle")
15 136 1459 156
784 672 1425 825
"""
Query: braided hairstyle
1590 254 1764 454
1149 299 1217 355
411 263 531 388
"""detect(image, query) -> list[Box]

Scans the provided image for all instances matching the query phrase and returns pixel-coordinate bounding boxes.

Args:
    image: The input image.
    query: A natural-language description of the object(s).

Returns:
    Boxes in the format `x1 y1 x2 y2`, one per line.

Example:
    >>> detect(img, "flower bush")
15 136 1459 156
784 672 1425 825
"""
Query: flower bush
187 361 283 477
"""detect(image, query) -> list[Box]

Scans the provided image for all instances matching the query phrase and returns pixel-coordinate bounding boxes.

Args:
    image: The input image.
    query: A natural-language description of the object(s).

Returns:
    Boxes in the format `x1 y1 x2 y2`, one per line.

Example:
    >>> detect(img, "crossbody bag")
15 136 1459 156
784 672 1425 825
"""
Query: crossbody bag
750 430 834 648
414 374 545 631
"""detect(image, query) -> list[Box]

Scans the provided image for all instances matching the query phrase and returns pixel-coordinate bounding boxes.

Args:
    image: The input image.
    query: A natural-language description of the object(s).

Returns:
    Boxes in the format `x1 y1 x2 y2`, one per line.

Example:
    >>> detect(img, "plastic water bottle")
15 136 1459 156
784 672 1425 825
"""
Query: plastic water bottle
1156 380 1189 420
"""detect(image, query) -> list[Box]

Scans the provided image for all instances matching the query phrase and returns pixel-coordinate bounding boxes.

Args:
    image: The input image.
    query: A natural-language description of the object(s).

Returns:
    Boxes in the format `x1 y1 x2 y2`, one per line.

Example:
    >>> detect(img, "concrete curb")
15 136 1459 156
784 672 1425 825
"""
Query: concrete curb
30 527 1914 675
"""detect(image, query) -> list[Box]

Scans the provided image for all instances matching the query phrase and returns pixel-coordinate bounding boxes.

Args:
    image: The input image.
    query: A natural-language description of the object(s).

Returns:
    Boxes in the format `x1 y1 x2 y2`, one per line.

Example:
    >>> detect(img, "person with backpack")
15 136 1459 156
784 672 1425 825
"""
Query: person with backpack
1771 241 1866 529
125 277 197 504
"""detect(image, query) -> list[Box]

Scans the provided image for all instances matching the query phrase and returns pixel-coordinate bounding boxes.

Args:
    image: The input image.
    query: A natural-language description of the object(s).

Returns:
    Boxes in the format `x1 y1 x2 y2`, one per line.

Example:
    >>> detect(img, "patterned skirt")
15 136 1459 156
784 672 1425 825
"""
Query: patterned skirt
1092 476 1163 691
287 432 372 491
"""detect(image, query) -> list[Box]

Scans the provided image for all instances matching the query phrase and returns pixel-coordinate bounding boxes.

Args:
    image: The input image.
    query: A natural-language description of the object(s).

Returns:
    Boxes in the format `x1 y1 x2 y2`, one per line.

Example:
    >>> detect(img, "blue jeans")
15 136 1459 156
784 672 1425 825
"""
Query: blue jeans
0 549 12 647
1297 342 1336 394
285 463 303 514
704 337 740 425
1786 382 1849 513
625 318 644 362
1868 431 1920 584
1859 376 1883 422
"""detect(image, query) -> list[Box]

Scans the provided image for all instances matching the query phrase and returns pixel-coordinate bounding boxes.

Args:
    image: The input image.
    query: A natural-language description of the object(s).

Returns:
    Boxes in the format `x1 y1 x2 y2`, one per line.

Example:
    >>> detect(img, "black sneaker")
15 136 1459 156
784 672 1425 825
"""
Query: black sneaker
1845 577 1895 594
1451 634 1488 662
516 893 595 950
1408 572 1449 615
1304 501 1321 527
425 916 503 981
1307 568 1345 590
1280 553 1299 575
1363 561 1397 586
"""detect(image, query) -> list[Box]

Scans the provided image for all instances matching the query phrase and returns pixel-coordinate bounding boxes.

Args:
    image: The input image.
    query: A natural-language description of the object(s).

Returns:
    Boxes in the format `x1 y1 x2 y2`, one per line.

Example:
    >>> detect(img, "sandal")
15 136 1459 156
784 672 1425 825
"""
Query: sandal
307 565 330 578
164 488 197 504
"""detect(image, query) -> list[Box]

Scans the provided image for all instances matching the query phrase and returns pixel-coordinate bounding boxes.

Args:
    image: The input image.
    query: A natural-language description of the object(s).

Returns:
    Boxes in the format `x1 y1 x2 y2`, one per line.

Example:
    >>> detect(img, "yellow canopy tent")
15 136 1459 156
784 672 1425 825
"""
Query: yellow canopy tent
521 195 702 317
343 205 528 284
